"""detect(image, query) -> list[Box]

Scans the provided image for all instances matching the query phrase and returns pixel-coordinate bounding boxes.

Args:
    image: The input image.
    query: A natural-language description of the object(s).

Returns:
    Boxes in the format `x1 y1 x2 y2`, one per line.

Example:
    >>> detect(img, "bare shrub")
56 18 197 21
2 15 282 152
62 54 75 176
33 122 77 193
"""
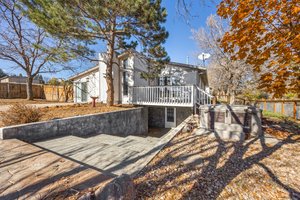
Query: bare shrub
0 103 43 126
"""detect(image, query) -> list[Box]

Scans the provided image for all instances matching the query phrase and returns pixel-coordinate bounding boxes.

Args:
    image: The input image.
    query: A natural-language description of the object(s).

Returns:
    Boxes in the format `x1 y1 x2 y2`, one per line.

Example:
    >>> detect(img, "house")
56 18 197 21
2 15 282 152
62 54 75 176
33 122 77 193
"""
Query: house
69 51 212 128
0 75 42 84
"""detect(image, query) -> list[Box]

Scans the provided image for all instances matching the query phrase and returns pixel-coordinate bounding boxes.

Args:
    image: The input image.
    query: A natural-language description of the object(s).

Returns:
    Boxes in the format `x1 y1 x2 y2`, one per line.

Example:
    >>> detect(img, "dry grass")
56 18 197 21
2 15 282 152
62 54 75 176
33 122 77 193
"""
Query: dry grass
0 98 50 105
0 104 43 126
134 118 300 200
0 103 132 127
39 103 132 121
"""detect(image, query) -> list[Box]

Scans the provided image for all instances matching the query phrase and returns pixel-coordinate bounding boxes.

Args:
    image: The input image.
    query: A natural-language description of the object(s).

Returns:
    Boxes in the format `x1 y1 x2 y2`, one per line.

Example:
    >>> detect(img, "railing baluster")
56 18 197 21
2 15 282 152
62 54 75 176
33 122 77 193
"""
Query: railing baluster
169 86 171 104
150 87 151 103
158 87 160 104
147 87 149 103
144 87 146 103
157 87 159 104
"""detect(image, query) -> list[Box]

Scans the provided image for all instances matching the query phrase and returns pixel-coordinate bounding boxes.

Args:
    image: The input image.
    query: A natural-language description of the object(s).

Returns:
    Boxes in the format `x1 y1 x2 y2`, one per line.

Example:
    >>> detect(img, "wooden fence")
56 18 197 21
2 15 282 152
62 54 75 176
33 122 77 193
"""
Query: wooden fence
43 85 73 102
0 83 44 99
215 94 300 120
256 99 300 120
0 83 73 102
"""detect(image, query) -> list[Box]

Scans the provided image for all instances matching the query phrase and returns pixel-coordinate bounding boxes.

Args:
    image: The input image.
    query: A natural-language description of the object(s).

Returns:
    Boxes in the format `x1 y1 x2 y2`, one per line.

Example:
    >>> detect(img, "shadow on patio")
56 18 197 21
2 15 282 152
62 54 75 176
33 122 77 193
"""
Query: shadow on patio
0 139 113 200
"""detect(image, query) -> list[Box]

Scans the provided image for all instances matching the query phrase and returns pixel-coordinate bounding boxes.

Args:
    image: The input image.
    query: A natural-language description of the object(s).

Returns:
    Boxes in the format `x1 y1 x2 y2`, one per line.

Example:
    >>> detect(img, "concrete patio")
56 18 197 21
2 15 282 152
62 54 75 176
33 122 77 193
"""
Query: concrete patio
0 126 182 199
34 132 166 176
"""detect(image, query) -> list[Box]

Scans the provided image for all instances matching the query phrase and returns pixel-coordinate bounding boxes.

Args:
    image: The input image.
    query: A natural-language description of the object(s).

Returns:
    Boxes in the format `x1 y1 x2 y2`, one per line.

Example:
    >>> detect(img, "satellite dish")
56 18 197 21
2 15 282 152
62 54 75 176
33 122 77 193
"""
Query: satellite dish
198 53 211 60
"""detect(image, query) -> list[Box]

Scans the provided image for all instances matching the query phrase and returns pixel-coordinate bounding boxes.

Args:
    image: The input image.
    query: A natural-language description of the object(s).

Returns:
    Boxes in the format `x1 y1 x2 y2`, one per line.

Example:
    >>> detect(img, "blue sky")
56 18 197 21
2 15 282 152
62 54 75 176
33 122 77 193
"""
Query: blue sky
162 0 218 65
0 1 218 79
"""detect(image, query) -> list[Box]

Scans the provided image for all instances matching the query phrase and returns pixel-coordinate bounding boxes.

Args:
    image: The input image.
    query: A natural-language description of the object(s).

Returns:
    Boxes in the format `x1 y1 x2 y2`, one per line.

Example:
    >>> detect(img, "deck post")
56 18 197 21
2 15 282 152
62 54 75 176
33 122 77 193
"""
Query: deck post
294 101 297 120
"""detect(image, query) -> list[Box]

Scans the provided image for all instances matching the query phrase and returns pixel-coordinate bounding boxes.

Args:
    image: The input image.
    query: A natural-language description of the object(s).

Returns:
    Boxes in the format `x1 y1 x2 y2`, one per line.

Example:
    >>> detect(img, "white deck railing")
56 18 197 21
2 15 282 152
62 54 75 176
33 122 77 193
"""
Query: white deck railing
132 85 212 107
132 85 194 107
195 85 213 105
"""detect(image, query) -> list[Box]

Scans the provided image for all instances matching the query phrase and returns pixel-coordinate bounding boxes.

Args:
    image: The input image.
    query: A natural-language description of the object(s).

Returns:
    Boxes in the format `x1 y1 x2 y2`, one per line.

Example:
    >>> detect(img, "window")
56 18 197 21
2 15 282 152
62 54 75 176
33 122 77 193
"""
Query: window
171 76 181 86
123 71 128 95
166 108 175 122
159 76 180 86
123 59 128 69
159 76 171 86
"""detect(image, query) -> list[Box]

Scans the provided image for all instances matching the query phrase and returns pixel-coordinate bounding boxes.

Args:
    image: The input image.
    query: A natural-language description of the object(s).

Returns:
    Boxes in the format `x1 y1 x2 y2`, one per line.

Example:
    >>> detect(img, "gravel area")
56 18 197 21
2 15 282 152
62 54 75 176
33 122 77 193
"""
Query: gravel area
134 118 300 199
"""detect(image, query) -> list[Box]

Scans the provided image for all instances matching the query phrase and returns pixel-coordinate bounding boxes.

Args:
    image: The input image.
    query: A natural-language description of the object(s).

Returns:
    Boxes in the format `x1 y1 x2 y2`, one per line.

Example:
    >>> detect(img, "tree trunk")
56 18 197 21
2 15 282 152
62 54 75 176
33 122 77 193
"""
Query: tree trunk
26 76 34 100
106 44 114 106
229 94 235 105
226 90 235 105
105 22 116 106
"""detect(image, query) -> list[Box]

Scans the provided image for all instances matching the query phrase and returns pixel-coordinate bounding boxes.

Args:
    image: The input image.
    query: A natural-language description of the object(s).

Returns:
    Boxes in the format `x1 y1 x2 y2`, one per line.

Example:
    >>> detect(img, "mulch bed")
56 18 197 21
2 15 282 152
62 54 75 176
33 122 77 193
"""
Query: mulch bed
133 117 300 200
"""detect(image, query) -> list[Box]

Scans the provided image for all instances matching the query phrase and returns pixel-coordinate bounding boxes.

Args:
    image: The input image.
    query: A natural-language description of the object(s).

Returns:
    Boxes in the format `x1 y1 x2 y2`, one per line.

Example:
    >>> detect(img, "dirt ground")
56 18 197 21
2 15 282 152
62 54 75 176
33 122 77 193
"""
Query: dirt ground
39 103 131 121
0 98 51 105
134 117 300 200
0 103 132 127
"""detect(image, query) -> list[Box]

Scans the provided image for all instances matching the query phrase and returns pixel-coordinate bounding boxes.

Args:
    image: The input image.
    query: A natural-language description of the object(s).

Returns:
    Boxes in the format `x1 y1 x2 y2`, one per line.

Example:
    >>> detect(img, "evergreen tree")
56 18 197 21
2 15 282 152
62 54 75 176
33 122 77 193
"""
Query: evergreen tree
23 0 169 106
0 68 7 78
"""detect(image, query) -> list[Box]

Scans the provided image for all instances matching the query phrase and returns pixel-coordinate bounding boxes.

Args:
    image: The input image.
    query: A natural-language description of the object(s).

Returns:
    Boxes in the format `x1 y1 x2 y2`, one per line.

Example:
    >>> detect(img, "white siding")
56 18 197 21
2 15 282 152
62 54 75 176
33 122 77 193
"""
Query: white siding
73 70 100 103
98 53 120 104
160 65 198 86
121 56 134 104
72 52 209 105
133 56 148 87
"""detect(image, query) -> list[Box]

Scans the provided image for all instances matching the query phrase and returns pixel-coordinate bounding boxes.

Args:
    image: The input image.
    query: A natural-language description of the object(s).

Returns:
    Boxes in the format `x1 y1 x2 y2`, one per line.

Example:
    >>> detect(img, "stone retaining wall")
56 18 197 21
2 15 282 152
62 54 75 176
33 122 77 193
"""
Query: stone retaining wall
0 107 148 142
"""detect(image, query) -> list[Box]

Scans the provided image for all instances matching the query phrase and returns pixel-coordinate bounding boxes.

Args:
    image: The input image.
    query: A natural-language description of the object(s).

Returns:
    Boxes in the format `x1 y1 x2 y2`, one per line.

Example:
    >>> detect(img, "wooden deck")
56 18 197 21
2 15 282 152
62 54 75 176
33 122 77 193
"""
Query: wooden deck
132 85 212 107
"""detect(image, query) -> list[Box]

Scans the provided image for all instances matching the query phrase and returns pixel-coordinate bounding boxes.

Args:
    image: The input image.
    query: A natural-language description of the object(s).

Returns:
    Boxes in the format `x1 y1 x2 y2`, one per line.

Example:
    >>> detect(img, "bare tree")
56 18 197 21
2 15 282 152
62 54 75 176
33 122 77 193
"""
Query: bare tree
0 0 81 100
192 15 256 104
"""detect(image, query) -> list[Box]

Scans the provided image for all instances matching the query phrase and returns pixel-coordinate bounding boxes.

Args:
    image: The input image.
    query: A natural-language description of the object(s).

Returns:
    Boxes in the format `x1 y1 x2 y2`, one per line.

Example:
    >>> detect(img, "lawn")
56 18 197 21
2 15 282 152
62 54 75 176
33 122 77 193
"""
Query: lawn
133 116 300 199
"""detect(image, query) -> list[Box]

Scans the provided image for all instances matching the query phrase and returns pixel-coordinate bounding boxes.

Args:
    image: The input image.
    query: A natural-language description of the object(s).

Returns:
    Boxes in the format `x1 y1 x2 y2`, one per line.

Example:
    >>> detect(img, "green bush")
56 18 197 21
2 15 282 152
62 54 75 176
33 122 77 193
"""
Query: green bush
0 103 43 126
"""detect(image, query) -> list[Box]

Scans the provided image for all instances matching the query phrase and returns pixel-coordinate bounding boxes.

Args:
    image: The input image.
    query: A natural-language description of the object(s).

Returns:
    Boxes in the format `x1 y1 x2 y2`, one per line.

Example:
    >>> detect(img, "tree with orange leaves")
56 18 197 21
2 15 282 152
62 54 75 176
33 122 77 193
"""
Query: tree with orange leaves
217 0 300 98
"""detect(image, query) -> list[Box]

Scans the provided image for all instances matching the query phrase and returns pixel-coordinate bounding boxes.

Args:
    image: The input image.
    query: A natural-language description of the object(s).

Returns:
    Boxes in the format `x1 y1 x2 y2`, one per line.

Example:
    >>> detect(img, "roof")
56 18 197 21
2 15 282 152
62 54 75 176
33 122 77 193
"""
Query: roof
68 51 207 80
0 76 8 80
117 49 139 59
168 62 206 71
69 65 99 81
118 50 207 71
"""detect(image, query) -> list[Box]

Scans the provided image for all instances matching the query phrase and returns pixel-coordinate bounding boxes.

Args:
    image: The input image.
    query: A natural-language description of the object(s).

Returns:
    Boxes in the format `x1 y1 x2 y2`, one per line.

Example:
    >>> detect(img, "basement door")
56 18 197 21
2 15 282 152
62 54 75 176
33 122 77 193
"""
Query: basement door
165 107 176 128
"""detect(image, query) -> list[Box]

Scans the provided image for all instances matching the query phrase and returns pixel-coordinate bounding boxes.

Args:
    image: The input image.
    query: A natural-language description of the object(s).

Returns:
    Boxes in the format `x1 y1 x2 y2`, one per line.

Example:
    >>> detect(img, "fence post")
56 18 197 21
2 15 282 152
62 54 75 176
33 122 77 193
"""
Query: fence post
294 101 297 120
57 87 59 101
281 101 284 116
7 83 10 98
